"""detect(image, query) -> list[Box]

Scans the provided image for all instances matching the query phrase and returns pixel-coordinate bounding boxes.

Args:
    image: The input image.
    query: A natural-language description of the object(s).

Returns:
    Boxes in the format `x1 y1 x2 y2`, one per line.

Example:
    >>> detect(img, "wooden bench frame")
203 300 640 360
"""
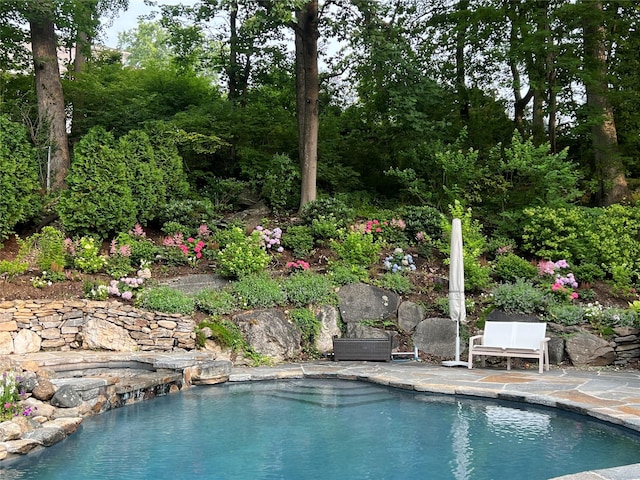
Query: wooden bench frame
332 334 395 362
468 321 550 374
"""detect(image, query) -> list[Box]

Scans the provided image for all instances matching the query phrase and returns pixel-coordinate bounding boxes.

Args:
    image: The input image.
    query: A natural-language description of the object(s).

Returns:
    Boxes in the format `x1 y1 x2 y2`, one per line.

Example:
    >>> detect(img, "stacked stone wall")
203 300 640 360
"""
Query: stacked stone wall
0 300 196 354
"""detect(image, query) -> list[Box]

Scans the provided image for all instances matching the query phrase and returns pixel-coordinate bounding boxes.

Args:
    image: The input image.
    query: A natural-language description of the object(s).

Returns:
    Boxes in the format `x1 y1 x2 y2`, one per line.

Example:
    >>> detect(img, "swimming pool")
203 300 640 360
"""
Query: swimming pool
3 379 640 479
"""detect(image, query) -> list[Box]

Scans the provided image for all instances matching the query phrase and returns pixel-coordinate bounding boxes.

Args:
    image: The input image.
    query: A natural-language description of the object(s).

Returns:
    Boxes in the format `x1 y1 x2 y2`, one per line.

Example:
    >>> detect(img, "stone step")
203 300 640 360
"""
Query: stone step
159 274 230 294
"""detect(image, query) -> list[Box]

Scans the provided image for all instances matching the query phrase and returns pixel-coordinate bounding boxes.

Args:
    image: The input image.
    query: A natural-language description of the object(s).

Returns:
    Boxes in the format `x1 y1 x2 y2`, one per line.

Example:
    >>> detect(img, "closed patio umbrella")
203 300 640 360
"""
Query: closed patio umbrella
443 218 468 367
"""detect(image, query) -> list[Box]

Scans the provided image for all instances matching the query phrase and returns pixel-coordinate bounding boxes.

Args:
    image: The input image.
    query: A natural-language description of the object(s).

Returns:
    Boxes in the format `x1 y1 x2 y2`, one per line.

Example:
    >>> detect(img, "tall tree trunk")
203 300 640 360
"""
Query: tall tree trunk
29 5 70 191
583 1 629 205
455 0 469 122
296 1 319 213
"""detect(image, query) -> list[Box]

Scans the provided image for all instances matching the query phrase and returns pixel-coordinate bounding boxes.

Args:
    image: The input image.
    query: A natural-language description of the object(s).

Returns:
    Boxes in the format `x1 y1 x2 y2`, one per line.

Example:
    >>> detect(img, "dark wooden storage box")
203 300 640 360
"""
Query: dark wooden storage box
332 335 394 361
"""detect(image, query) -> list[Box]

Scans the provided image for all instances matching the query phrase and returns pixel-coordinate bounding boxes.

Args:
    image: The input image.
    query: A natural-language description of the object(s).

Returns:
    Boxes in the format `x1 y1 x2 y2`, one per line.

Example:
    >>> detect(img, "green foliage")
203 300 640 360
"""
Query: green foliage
216 229 271 278
119 130 165 225
464 257 493 292
493 131 582 211
289 308 321 354
546 304 584 326
521 205 640 280
0 114 41 243
104 254 134 279
193 289 238 315
282 271 337 307
441 201 487 259
281 225 315 258
492 254 537 282
376 272 413 295
572 263 605 285
231 273 286 308
330 232 380 268
399 205 444 242
490 279 550 314
301 197 354 229
195 318 245 350
83 281 109 301
157 199 220 234
57 127 136 238
198 176 247 212
310 218 341 242
327 261 370 286
261 154 300 213
135 286 195 314
144 122 191 199
113 231 159 265
70 236 106 273
24 227 67 273
0 259 28 281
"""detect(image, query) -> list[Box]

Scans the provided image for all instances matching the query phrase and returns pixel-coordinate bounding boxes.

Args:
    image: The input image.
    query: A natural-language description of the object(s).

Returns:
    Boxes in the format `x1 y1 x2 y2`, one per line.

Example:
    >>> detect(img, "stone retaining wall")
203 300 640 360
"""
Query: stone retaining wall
0 300 196 354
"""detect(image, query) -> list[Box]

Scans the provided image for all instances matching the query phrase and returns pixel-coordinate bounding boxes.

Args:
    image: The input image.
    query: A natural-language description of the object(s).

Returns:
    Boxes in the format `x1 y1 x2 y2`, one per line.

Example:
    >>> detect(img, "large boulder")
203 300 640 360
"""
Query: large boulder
234 309 302 362
337 283 400 324
565 332 615 366
82 318 138 351
413 317 458 358
13 329 42 354
398 301 424 333
314 305 341 353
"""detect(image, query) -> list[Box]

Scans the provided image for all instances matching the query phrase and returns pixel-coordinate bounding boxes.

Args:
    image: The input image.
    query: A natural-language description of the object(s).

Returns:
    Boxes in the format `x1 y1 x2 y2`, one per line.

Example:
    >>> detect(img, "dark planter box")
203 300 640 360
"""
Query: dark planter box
332 335 394 361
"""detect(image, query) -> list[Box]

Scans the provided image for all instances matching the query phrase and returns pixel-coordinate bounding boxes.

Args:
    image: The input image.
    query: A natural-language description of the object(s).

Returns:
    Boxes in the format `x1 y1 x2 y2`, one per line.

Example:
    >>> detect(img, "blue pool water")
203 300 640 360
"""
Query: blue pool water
3 379 640 479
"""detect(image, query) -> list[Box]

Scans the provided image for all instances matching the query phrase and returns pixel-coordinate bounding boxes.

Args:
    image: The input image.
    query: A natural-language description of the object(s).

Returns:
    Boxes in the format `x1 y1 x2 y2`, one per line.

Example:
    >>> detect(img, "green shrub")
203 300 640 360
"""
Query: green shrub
400 205 444 242
119 130 165 225
135 286 195 314
572 263 605 285
196 318 246 350
282 270 337 307
330 232 380 268
216 229 271 278
57 127 136 238
70 236 106 273
490 279 550 314
289 308 321 355
214 224 248 248
261 154 300 213
83 281 109 300
327 261 370 286
0 115 41 243
301 197 354 228
24 227 67 273
145 121 191 199
282 225 315 257
310 218 341 241
545 304 584 326
493 253 537 282
113 231 158 265
376 272 413 295
104 253 134 279
157 199 220 233
232 273 286 308
464 258 493 292
0 259 28 281
193 289 238 315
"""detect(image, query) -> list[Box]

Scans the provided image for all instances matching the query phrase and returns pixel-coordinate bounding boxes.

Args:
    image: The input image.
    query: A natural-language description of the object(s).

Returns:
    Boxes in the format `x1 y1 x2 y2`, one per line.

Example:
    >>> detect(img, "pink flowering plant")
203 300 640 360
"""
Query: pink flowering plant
538 259 579 302
0 370 33 421
351 218 408 245
286 260 310 273
162 224 211 268
107 276 145 301
254 225 284 253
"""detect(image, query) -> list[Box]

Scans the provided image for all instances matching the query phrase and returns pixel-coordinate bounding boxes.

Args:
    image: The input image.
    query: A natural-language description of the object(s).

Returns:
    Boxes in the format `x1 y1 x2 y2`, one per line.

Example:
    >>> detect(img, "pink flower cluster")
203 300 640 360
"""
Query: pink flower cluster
254 226 284 252
537 259 570 276
180 238 205 260
108 277 145 300
130 223 147 237
286 260 310 272
110 239 131 257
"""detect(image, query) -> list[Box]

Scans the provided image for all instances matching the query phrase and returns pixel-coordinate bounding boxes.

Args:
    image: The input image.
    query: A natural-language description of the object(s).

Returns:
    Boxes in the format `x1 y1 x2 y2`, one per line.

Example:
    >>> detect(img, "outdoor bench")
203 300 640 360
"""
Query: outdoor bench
468 321 550 374
332 334 395 361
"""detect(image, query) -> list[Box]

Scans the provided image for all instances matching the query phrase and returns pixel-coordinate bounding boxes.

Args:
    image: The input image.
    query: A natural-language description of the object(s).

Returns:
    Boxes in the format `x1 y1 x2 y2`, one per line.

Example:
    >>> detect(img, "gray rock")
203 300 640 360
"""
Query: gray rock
18 371 37 393
0 421 22 441
50 385 83 408
337 283 400 323
23 427 66 447
83 318 138 351
346 323 390 339
234 309 302 362
566 332 615 366
548 336 565 365
413 317 458 358
314 305 341 353
398 301 424 333
189 361 232 385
